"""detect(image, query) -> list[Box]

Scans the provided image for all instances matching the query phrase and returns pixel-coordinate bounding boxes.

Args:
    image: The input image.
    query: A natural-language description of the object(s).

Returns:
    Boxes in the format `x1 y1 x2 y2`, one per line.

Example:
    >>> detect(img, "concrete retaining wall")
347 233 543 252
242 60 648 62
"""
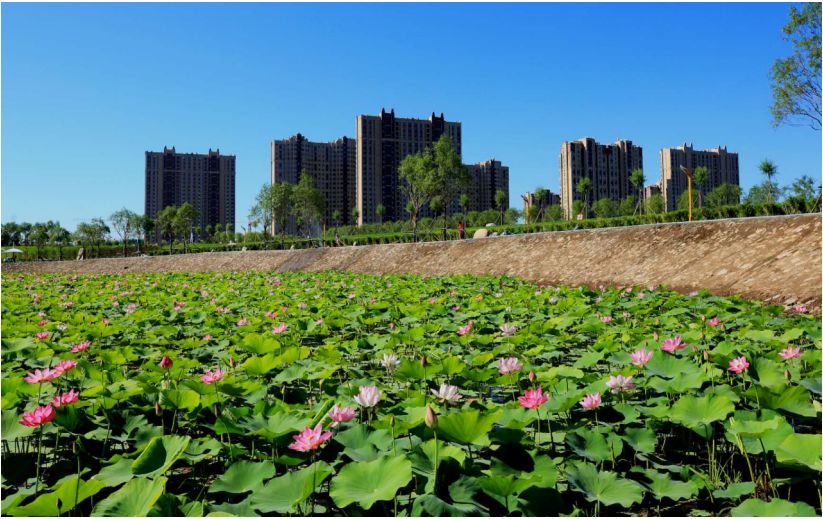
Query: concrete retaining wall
5 214 821 310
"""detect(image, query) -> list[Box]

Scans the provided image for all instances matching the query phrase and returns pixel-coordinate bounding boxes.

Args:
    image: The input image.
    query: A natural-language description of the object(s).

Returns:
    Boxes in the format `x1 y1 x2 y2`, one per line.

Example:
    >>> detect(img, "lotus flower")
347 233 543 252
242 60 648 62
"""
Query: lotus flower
431 383 462 404
51 389 80 407
35 332 50 341
580 392 602 410
159 355 173 369
353 385 381 407
71 342 90 353
19 405 56 427
661 336 687 353
549 297 558 304
328 405 356 426
53 360 78 374
497 357 523 375
518 387 549 409
297 302 307 309
606 375 636 393
288 423 332 452
706 317 721 327
236 318 249 326
728 356 750 374
779 346 803 360
600 316 613 323
38 319 49 326
201 369 225 384
272 323 288 334
428 297 437 304
203 335 213 342
500 324 517 336
793 305 808 314
457 321 474 336
379 353 399 371
24 368 61 384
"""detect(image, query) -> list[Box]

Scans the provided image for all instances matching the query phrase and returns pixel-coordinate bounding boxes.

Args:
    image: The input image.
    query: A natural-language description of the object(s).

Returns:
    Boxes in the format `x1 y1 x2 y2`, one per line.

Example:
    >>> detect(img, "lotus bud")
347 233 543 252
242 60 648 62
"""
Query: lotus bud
159 355 173 369
155 402 162 416
420 356 428 367
425 404 437 428
389 415 395 427
703 350 709 361
700 331 705 340
784 369 791 380
701 315 706 322
229 357 236 369
528 371 535 382
653 331 659 341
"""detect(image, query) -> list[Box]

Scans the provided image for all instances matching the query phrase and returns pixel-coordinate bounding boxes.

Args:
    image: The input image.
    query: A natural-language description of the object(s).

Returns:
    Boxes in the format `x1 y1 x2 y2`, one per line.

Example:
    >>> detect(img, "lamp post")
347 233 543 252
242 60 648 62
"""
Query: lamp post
680 166 694 222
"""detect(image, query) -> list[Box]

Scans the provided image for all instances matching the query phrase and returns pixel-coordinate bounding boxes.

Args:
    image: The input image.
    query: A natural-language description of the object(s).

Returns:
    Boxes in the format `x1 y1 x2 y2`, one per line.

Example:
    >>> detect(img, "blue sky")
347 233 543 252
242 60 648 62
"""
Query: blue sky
2 2 820 230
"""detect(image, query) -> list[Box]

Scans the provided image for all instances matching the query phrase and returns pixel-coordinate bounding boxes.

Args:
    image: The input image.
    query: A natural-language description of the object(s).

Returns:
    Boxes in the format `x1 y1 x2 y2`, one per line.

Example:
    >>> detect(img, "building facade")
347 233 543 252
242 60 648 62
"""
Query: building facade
559 138 643 219
660 144 740 212
144 147 235 239
356 109 462 225
271 134 357 232
464 159 510 213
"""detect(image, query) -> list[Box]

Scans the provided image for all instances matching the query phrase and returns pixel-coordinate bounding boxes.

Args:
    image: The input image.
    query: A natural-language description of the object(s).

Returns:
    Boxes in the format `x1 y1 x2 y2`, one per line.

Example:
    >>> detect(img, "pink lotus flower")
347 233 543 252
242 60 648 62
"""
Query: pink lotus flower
497 357 523 375
500 324 517 336
600 316 613 323
19 405 56 427
431 383 462 404
203 335 213 342
264 310 278 319
630 348 653 367
201 369 225 384
314 319 324 325
428 297 437 304
728 356 750 374
452 305 460 311
101 319 110 326
288 423 333 452
457 321 474 336
606 375 636 393
160 355 173 369
272 323 288 334
327 405 356 426
353 385 381 407
549 297 558 304
38 319 49 326
51 389 80 407
580 392 602 410
37 311 47 317
35 332 50 341
707 317 721 327
297 302 307 309
661 336 687 353
71 342 90 353
793 305 808 314
53 360 78 374
236 318 249 326
216 307 229 314
281 306 289 313
779 346 803 360
24 368 62 384
518 387 549 409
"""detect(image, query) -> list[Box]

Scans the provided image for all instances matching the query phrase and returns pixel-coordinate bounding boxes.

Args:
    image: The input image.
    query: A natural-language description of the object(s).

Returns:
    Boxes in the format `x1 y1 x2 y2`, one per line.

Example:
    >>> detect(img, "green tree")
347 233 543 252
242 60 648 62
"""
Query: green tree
251 183 276 237
619 195 636 217
332 209 342 233
375 203 385 225
770 2 821 130
30 222 50 260
677 190 700 212
745 182 784 205
705 184 742 208
591 197 616 219
629 169 645 215
157 206 178 254
174 203 199 253
48 221 71 261
1 222 21 246
398 148 437 242
693 166 709 209
350 206 359 227
546 205 563 221
533 187 547 222
430 136 469 239
645 194 665 215
292 171 325 237
458 193 470 228
272 182 293 243
494 189 507 225
141 216 155 249
789 174 818 200
575 177 592 218
205 224 213 241
759 159 779 203
110 208 138 257
504 207 521 224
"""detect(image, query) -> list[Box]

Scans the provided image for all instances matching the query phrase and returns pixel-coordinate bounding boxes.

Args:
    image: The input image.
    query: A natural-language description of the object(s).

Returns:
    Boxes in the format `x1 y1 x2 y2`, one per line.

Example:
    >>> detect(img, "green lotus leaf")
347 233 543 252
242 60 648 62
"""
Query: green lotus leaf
642 469 699 502
209 461 277 494
730 498 817 517
330 456 413 509
564 461 645 507
436 408 502 446
670 394 735 436
566 429 620 463
622 427 657 453
92 476 168 516
252 461 332 513
774 433 823 471
160 389 201 411
131 435 191 477
712 481 755 499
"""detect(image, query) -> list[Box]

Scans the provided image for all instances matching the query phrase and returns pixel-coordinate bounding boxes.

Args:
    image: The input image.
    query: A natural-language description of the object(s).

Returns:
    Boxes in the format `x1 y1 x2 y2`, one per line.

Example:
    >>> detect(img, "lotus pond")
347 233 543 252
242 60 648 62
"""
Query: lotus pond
1 272 821 517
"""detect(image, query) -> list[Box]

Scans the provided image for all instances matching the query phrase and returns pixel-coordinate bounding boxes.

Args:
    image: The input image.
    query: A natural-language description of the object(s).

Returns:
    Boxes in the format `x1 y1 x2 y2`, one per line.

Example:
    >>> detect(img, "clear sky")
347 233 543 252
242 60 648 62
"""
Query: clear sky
2 2 820 230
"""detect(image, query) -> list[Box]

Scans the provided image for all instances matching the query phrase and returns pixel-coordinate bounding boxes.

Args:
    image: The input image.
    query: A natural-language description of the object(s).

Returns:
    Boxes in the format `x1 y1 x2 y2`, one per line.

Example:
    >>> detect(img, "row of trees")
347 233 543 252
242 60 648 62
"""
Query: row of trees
249 172 325 245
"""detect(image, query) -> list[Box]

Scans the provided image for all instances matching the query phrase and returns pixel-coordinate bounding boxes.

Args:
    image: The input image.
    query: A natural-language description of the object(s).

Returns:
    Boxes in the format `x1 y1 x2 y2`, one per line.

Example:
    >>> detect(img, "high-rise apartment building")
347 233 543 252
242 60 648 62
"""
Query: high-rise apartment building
271 134 357 232
356 109 462 225
660 144 740 212
465 159 509 213
144 147 235 239
559 138 643 219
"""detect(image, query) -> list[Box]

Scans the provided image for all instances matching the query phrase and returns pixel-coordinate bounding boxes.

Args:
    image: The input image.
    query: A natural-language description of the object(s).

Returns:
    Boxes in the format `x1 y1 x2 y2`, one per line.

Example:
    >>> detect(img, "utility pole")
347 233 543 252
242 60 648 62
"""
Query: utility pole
680 166 694 222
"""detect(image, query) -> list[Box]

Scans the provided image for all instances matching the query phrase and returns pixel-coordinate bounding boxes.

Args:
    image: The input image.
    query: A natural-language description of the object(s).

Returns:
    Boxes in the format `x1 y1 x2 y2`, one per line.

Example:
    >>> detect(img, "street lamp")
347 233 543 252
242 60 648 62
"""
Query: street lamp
680 166 694 222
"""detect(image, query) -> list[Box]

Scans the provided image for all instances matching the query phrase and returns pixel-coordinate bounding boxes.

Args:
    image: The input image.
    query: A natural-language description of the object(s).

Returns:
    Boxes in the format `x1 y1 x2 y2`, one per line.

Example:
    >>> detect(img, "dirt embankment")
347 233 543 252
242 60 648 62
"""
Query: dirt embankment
5 215 821 310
